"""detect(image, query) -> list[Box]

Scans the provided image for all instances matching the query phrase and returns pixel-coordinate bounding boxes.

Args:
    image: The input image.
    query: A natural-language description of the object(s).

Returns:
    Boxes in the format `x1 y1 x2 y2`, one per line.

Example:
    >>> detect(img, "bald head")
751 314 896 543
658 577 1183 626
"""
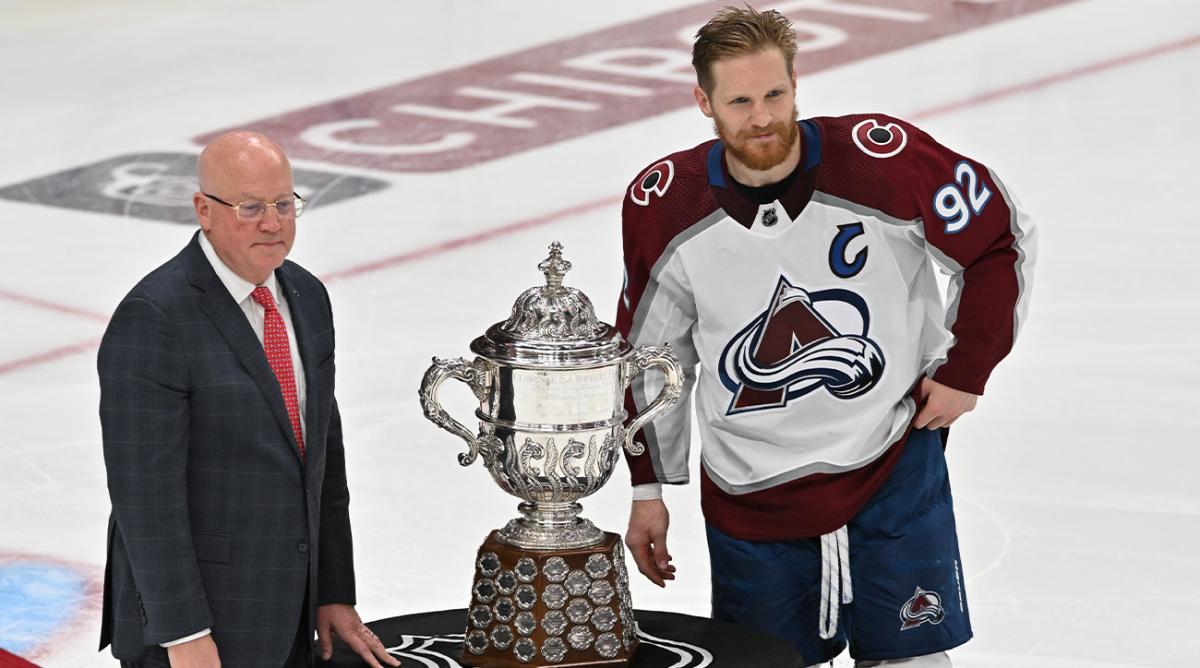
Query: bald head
193 131 297 285
198 131 291 195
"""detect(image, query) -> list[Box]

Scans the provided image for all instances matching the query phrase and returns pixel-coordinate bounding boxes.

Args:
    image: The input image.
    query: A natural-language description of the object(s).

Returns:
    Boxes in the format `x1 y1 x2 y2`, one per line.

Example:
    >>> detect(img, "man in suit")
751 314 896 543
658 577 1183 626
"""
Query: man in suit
99 131 401 668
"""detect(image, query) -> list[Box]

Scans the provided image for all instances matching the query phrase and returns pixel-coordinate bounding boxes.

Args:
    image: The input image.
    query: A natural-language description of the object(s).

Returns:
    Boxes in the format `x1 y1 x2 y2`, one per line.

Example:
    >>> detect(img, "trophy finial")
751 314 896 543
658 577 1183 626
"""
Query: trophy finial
539 241 572 289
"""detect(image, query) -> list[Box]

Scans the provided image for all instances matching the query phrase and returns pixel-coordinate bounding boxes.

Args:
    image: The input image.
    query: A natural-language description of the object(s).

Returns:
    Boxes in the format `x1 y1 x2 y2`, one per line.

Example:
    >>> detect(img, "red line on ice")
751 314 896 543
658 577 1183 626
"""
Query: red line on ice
0 338 104 376
321 195 620 282
910 33 1200 121
0 288 109 323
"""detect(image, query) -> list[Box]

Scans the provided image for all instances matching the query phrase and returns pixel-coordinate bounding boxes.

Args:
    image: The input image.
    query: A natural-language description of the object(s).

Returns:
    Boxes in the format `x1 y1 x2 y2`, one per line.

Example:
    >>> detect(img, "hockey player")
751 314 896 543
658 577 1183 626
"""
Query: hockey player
617 6 1036 667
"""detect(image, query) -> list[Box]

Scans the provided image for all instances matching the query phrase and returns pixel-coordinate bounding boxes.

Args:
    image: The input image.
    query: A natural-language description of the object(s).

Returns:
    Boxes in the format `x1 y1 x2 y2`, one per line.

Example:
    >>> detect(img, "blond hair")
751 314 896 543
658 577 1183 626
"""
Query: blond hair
693 6 797 94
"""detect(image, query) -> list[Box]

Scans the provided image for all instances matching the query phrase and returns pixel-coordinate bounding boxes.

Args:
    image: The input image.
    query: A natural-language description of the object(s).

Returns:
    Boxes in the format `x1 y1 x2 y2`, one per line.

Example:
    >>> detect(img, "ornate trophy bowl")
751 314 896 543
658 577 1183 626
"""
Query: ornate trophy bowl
420 243 683 667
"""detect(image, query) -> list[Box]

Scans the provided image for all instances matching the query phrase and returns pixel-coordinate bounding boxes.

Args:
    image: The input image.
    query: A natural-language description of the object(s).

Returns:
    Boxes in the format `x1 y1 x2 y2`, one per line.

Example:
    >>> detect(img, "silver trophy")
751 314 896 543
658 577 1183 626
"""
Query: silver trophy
420 242 683 667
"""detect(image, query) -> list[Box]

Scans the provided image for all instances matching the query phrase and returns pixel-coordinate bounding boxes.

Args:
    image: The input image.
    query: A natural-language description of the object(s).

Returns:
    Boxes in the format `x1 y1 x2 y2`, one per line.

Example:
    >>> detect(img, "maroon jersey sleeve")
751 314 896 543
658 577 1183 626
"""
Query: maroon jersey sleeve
815 114 1036 395
616 143 717 486
617 166 662 487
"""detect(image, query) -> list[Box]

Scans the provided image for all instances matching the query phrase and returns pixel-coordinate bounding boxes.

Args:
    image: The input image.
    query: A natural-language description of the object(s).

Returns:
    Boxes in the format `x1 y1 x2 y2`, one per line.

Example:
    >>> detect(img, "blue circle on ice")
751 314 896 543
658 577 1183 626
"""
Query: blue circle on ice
0 561 88 656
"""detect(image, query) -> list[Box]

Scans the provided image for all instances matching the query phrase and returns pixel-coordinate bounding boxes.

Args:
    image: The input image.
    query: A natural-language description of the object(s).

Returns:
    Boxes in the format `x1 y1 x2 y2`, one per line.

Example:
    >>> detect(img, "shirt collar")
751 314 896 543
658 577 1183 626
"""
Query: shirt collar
198 231 280 306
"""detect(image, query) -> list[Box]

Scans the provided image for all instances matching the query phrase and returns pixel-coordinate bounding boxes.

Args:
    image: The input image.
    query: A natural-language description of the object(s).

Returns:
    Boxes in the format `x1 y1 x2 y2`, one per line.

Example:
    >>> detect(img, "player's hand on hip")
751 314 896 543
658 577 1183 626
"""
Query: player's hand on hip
913 376 979 430
165 634 221 668
317 603 402 668
626 499 676 587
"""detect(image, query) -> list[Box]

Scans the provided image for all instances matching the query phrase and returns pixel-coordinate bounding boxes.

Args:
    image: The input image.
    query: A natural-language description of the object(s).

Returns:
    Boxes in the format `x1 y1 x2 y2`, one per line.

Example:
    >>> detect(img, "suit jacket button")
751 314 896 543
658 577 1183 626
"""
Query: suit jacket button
298 542 309 553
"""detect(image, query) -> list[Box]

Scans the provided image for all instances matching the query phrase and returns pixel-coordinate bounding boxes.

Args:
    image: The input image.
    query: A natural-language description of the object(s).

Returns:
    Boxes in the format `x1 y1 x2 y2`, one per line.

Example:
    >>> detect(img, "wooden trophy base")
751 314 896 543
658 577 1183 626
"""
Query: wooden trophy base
460 530 638 667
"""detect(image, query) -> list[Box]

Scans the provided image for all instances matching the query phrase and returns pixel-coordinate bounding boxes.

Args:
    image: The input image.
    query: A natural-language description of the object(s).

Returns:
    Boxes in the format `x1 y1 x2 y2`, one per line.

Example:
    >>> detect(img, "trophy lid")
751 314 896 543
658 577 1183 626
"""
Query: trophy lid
471 242 629 367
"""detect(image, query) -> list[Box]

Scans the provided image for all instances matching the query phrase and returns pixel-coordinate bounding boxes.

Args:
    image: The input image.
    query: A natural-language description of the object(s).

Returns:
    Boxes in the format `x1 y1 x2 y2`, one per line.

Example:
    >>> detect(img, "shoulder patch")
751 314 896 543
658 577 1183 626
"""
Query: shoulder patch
851 119 908 159
630 159 674 206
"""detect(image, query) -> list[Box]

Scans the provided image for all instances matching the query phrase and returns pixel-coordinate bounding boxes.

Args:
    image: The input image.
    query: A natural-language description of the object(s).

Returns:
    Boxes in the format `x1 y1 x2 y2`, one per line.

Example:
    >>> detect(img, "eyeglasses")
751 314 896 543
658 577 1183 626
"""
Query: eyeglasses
204 192 306 222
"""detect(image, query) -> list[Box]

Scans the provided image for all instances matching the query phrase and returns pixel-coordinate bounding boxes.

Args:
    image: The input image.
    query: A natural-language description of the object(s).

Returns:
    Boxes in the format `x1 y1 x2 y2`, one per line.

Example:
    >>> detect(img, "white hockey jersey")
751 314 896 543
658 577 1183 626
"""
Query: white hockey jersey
617 114 1035 539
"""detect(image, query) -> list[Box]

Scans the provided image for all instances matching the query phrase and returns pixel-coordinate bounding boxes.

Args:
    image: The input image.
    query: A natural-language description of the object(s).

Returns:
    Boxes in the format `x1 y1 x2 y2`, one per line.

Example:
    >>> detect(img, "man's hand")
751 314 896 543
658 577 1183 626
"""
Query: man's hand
913 376 979 430
625 499 676 587
166 634 220 668
316 604 401 668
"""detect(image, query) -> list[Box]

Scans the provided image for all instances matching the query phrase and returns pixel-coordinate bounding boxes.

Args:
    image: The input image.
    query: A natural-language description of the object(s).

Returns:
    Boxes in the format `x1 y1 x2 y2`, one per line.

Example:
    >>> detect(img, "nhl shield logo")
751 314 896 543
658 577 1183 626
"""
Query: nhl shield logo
717 276 885 415
899 587 946 630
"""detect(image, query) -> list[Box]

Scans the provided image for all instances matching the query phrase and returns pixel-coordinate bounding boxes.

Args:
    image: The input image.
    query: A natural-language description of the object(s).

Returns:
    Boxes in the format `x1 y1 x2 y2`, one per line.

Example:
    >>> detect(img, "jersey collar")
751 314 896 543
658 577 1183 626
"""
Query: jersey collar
707 119 822 229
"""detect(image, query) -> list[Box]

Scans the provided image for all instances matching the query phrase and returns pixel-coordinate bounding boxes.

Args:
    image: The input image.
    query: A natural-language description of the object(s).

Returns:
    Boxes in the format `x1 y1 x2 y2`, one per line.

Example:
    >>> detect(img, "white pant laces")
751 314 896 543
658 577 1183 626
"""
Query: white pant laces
818 525 853 639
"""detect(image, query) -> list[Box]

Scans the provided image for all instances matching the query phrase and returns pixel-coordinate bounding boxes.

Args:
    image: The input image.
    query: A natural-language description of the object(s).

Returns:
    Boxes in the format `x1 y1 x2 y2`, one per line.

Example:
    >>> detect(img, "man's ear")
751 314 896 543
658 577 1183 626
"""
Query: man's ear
194 192 211 232
693 85 714 118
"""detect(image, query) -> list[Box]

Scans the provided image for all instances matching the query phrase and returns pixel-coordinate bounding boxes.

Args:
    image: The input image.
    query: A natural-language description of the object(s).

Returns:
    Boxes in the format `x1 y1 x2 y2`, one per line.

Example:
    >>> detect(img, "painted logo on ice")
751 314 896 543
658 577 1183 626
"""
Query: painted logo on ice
0 153 388 225
718 276 885 415
379 627 712 666
900 587 946 630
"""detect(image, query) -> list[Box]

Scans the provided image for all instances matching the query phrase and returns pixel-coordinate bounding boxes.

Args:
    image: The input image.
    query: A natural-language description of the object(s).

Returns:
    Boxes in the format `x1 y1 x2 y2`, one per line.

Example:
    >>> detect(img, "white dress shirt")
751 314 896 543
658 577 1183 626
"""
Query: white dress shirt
199 231 307 436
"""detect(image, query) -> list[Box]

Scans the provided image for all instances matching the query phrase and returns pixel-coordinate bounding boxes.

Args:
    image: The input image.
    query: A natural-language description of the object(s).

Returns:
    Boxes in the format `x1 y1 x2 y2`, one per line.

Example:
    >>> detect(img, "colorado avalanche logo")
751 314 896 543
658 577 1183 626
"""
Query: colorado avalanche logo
852 119 907 159
718 276 885 415
899 587 946 630
630 160 674 206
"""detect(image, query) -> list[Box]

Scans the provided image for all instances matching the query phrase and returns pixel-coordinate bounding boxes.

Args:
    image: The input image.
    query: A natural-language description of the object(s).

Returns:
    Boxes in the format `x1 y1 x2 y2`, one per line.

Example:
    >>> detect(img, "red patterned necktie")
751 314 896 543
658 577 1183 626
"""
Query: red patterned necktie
251 286 306 462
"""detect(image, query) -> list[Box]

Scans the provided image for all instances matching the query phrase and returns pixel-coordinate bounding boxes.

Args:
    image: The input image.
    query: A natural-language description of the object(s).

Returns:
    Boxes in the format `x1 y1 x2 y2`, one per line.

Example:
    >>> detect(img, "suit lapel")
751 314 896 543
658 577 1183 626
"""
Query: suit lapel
181 233 304 463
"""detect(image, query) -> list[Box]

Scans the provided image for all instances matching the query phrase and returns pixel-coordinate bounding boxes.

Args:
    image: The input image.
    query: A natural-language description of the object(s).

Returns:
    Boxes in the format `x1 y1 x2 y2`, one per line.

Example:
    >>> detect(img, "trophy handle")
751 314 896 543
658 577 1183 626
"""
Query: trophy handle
623 345 684 457
420 356 489 466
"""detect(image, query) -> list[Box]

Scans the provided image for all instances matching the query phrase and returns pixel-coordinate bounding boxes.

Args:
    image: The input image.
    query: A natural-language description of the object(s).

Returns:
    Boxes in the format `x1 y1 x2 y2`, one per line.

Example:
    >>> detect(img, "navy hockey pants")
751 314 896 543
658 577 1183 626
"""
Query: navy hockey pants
706 428 973 664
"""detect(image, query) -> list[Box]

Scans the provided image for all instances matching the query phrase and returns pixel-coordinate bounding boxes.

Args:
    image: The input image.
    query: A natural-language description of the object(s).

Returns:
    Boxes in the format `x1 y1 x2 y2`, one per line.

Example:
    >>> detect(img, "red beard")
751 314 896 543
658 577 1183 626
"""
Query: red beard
715 109 799 172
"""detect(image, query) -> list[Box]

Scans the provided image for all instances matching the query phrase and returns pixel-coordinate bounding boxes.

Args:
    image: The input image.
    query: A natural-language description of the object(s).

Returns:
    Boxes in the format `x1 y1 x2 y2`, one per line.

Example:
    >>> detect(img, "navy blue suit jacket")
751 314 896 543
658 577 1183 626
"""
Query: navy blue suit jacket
98 232 355 666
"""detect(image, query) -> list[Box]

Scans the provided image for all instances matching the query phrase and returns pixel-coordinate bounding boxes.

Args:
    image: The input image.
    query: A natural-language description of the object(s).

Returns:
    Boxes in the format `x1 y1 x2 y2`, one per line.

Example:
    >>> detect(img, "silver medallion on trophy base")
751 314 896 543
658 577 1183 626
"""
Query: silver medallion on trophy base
420 243 683 667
